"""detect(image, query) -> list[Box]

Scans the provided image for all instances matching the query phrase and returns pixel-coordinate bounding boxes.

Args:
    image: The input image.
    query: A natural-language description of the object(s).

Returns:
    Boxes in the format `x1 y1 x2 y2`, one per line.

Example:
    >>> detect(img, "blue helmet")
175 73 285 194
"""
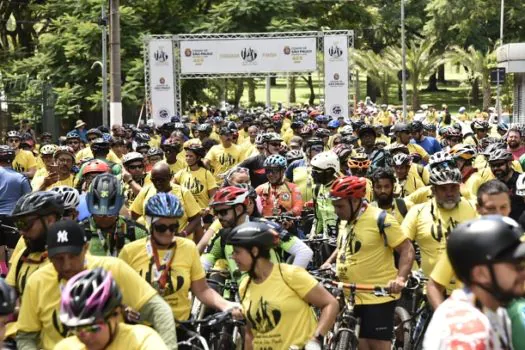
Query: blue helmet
327 120 340 129
87 174 124 216
264 154 287 169
497 122 509 132
145 193 184 218
102 133 113 143
315 115 329 123
66 131 81 140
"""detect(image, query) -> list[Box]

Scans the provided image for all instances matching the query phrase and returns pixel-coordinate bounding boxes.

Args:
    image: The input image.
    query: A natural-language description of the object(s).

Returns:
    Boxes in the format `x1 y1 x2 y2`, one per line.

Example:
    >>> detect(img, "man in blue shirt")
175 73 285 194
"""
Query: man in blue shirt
410 120 442 155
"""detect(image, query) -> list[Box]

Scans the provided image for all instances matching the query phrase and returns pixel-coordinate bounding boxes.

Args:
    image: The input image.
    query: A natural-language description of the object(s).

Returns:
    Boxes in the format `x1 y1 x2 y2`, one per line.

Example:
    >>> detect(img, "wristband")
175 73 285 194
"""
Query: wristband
126 178 134 185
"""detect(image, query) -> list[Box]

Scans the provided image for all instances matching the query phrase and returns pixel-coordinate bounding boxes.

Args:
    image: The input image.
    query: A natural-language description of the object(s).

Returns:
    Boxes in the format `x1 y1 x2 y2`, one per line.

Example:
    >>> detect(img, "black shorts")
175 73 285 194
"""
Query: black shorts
354 300 396 341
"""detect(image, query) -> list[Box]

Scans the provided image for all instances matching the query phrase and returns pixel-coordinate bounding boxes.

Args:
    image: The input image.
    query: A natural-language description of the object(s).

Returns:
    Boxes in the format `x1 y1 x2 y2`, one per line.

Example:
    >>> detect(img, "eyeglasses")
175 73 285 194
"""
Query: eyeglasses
153 223 179 233
265 167 283 174
15 216 40 231
214 208 232 217
88 137 98 142
126 164 144 170
70 321 105 335
7 138 20 143
56 157 73 164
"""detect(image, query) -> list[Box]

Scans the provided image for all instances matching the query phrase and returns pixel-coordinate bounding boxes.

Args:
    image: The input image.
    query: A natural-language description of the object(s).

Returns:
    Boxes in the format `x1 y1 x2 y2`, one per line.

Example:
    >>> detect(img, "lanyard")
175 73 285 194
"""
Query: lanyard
339 201 368 251
21 251 48 264
146 239 176 292
96 220 126 257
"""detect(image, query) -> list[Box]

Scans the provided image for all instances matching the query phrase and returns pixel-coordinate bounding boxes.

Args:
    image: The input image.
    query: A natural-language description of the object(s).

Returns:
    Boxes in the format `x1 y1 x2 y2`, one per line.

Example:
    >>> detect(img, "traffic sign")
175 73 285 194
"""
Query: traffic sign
490 68 506 85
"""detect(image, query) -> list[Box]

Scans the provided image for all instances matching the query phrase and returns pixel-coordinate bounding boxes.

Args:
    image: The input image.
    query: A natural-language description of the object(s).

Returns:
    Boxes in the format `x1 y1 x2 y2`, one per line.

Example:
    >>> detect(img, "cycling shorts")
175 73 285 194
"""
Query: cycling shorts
354 300 396 341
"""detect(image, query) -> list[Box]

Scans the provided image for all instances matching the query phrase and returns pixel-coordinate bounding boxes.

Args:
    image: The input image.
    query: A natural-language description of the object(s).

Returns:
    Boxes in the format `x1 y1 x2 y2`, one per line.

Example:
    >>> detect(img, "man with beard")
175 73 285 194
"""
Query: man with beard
392 153 425 197
32 146 75 191
411 121 441 155
464 120 490 148
507 127 525 160
402 166 478 279
488 149 525 221
370 168 413 224
238 132 282 188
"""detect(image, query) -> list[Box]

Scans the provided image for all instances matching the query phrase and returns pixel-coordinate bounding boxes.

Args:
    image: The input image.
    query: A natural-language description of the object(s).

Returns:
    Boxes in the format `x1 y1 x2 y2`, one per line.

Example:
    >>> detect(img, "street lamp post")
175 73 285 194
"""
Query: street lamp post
98 2 108 127
496 0 504 120
401 0 407 120
109 0 122 126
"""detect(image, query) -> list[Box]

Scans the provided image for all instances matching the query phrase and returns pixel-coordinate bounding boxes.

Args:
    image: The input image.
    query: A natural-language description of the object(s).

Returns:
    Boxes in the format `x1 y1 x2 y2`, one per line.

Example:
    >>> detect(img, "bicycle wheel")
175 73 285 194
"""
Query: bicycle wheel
393 306 411 350
334 330 358 350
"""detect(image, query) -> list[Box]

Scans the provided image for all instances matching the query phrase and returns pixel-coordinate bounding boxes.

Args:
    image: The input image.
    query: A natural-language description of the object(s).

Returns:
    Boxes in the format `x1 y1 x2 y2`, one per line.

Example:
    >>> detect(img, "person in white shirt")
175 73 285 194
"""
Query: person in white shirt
424 215 525 350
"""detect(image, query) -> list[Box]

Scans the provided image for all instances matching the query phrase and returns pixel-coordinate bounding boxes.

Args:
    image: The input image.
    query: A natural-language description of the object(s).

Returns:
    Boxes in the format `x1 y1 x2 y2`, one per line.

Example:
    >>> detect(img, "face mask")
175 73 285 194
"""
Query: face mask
312 169 336 185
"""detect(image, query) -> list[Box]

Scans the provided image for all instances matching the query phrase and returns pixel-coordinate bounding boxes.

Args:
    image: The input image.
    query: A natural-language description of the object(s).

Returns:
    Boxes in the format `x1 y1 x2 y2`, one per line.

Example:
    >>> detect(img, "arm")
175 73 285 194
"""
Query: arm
23 167 37 180
320 248 338 269
281 237 313 268
303 284 339 341
15 331 39 350
197 227 216 254
389 239 415 293
427 278 446 310
138 294 177 350
244 324 254 350
185 214 202 241
191 278 235 312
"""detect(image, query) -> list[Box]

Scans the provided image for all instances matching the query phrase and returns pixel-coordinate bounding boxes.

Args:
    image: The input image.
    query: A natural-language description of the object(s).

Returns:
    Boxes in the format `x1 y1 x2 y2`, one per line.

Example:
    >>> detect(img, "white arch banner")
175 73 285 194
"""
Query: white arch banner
148 39 176 125
324 34 349 120
179 37 317 74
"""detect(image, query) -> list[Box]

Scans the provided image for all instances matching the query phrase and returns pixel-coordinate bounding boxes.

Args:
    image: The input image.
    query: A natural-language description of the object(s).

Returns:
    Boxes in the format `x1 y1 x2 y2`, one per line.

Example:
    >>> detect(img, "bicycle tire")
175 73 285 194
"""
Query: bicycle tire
393 306 411 350
334 329 357 350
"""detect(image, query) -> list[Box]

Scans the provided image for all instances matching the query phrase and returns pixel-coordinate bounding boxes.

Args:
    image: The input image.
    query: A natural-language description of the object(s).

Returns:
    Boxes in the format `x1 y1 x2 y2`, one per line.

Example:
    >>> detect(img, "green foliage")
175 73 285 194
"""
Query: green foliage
352 50 396 104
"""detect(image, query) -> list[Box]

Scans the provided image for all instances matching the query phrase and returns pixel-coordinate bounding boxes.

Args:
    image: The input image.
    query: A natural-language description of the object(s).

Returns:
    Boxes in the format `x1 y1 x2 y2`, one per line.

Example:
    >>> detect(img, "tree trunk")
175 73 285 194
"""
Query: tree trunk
438 64 445 83
482 81 492 111
233 79 244 108
247 78 256 105
411 77 420 110
302 74 315 105
366 76 378 102
288 76 296 103
472 78 480 107
426 72 439 91
381 80 389 104
355 71 360 102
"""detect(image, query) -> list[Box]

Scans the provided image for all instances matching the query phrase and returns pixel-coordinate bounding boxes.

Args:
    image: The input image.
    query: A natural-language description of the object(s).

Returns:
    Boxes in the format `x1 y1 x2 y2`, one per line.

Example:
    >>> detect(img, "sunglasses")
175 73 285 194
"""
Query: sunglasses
214 208 232 217
490 161 507 168
67 141 80 145
127 164 144 170
71 321 105 335
7 138 20 143
15 216 40 231
153 223 179 233
265 168 282 174
310 146 324 152
269 142 281 147
88 137 98 142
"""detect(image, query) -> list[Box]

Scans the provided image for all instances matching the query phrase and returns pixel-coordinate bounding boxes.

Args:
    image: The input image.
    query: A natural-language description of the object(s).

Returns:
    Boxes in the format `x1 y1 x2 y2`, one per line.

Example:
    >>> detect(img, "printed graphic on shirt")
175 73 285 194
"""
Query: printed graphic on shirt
247 297 282 334
430 218 459 243
219 153 236 167
183 177 204 196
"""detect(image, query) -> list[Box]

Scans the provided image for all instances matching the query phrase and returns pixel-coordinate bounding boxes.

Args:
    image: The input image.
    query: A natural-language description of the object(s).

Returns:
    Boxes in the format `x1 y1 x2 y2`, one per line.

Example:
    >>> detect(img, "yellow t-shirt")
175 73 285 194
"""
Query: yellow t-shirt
336 205 406 304
370 199 414 225
118 237 205 321
33 167 48 179
129 184 201 230
107 149 121 164
406 185 474 205
149 135 161 148
159 156 186 180
430 251 464 293
31 174 75 191
239 264 318 350
13 149 37 173
289 166 314 203
173 167 217 209
395 172 425 197
54 323 168 350
282 128 294 145
406 143 429 161
409 164 430 185
16 255 157 350
204 143 244 183
402 198 478 276
75 147 93 163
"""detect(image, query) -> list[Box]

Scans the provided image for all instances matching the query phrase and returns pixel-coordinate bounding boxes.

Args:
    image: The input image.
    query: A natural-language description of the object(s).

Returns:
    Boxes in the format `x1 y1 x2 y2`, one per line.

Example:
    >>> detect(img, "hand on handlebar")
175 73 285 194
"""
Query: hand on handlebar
387 276 406 294
224 301 244 320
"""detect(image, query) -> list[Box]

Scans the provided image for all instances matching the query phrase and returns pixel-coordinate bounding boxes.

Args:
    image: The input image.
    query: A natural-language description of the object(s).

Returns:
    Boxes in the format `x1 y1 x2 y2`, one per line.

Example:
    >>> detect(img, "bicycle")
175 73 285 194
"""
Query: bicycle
303 237 336 269
177 311 245 350
314 275 394 350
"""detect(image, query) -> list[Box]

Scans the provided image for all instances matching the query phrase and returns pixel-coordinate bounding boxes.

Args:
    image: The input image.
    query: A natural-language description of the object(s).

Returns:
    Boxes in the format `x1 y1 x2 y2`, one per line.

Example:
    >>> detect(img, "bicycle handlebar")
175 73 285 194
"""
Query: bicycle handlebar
176 311 244 327
314 276 394 296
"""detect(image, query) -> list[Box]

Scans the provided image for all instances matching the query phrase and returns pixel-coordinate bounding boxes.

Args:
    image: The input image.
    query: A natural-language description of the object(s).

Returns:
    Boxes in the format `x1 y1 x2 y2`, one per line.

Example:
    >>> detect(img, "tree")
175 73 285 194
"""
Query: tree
352 50 396 104
446 45 495 110
384 39 444 110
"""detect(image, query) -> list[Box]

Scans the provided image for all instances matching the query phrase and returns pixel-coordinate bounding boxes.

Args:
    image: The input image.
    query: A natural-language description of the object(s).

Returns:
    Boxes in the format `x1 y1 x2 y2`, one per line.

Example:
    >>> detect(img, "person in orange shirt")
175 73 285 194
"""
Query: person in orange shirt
256 154 303 217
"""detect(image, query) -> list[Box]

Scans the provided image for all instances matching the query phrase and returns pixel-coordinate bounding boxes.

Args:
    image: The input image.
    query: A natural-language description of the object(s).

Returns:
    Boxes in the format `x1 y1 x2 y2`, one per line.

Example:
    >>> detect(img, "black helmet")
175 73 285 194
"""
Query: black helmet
393 123 411 133
358 124 377 137
86 128 103 138
134 132 151 143
90 138 110 152
410 121 424 132
471 120 490 130
60 268 122 327
87 174 124 216
6 130 21 139
184 144 206 158
305 137 324 149
226 222 280 249
146 147 164 158
0 145 15 162
196 123 212 134
11 191 64 218
448 216 525 284
0 279 16 315
315 128 331 139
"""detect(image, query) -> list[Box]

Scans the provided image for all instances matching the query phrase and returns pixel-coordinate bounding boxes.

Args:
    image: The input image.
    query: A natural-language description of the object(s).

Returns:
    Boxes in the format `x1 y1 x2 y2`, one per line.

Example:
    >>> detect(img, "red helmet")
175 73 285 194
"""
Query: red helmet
82 159 111 175
210 186 250 207
332 144 352 161
329 176 367 200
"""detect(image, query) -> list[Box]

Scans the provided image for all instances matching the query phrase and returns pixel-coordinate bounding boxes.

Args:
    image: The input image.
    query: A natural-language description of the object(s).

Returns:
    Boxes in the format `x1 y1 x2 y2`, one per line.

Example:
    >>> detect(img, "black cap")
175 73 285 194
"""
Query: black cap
219 126 233 135
47 220 87 258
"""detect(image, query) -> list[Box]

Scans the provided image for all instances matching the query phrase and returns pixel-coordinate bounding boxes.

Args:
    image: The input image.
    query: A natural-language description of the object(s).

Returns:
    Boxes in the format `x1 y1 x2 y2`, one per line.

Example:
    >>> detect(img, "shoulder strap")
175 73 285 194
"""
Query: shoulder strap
416 164 425 179
395 198 408 218
377 210 389 247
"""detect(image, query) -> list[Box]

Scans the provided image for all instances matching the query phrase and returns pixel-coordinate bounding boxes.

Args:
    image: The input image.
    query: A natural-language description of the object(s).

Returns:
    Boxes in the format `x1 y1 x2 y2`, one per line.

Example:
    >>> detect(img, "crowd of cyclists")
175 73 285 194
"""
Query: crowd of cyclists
0 100 524 349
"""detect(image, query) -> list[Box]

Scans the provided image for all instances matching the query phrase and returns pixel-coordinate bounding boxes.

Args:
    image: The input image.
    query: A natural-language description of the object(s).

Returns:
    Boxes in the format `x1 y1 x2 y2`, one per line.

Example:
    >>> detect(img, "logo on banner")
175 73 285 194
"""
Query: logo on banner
154 77 170 92
331 105 343 116
283 46 291 55
334 73 340 80
328 44 343 59
328 72 345 87
184 48 192 57
154 48 169 63
158 109 170 119
240 47 258 63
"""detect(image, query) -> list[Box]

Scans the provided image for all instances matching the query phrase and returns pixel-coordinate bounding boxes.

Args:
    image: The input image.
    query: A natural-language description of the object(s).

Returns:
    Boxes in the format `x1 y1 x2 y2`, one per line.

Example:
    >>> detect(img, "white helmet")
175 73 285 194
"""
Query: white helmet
50 186 80 210
392 153 411 166
516 173 525 196
122 152 144 165
311 151 340 173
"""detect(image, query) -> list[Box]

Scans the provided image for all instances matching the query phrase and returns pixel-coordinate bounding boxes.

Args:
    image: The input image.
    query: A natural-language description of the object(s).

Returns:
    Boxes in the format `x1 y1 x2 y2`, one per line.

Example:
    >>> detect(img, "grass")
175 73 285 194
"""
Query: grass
236 63 484 114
